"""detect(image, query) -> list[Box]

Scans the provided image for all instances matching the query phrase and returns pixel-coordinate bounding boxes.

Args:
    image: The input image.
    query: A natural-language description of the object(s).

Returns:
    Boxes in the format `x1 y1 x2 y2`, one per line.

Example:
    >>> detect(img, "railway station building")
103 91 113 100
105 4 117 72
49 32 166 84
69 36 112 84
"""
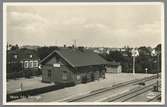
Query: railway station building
40 47 109 85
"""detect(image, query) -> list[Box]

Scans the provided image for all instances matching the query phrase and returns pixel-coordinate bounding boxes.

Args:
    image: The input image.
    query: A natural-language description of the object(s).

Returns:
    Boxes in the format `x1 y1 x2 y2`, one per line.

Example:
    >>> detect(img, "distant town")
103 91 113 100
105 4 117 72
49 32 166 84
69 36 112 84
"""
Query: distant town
7 43 161 79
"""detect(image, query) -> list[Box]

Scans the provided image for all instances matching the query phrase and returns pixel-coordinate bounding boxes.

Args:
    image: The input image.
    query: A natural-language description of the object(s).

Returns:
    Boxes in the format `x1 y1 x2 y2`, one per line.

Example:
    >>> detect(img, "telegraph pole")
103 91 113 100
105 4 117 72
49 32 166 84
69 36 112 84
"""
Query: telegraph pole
157 53 160 91
74 40 77 48
151 49 160 92
131 48 139 75
132 55 136 75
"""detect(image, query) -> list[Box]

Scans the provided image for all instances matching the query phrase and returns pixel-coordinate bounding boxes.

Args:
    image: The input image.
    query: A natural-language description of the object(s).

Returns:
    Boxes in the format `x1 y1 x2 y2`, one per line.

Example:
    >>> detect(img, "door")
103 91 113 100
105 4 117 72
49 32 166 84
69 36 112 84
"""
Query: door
47 69 52 82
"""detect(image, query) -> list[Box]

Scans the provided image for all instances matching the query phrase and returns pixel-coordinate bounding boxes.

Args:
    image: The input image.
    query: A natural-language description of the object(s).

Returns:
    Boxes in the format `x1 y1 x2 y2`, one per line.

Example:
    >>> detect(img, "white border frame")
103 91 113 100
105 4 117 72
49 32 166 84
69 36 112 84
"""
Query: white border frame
3 2 165 105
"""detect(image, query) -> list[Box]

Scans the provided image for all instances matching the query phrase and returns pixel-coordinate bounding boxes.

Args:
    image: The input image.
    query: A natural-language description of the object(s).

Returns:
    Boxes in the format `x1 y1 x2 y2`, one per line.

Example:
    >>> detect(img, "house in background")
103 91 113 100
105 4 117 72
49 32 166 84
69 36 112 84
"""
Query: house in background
106 61 122 73
40 47 109 85
7 48 40 79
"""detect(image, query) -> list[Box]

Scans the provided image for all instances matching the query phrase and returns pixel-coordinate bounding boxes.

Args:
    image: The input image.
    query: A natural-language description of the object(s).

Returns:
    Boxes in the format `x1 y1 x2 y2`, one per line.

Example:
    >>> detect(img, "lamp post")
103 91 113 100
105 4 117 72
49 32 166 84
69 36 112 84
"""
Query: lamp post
132 55 135 75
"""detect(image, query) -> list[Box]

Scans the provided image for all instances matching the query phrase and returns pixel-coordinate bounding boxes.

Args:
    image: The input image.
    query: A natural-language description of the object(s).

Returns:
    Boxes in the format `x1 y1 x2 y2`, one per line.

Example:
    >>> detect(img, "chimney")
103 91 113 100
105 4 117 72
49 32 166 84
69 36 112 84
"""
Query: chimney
72 45 75 48
78 46 84 52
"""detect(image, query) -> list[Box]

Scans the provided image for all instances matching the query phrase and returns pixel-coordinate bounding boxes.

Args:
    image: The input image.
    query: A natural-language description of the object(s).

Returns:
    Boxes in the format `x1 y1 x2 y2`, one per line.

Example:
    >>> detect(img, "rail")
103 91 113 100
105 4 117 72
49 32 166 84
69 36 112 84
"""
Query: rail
105 82 160 102
62 75 159 102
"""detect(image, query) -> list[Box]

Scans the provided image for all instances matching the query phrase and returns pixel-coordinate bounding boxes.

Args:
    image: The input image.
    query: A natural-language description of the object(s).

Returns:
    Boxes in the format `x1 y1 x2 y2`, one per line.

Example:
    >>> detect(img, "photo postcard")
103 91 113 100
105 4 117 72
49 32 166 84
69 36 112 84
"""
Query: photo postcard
3 2 165 105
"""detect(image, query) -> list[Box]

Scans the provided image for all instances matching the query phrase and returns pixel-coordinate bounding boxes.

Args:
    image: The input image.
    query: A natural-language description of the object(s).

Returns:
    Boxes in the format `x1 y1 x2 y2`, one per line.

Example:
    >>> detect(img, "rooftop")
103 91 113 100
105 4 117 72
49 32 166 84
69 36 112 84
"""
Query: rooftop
40 47 109 67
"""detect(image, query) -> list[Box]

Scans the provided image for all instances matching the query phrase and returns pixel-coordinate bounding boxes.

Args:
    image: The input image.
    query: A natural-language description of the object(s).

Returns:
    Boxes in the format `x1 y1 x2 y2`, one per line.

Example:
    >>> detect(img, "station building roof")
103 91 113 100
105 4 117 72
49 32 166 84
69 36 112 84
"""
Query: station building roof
40 47 109 68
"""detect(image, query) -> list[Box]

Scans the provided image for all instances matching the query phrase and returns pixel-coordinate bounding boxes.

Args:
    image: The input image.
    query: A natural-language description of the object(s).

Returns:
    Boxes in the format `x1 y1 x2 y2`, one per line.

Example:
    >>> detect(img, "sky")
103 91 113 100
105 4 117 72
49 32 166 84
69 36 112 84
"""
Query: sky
6 3 163 48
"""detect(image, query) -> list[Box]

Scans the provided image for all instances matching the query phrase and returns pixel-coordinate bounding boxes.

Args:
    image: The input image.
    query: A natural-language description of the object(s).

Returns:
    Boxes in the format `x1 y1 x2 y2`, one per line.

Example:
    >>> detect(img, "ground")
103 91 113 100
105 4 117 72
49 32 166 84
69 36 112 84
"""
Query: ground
7 73 155 102
7 76 54 94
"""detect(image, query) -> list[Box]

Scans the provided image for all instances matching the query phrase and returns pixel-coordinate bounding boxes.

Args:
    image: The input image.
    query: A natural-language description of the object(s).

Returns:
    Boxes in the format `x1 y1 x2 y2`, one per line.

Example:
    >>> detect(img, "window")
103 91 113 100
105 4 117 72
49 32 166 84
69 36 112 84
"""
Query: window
53 63 60 67
29 61 33 68
29 55 33 58
33 61 38 67
14 55 17 59
24 61 29 68
76 75 81 80
48 70 51 77
62 71 67 80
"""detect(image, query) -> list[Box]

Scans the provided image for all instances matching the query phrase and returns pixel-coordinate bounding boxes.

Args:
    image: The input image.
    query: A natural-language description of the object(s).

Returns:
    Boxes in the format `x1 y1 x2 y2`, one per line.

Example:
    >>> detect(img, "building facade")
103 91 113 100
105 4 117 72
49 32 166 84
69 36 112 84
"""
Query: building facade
106 62 122 73
7 48 40 79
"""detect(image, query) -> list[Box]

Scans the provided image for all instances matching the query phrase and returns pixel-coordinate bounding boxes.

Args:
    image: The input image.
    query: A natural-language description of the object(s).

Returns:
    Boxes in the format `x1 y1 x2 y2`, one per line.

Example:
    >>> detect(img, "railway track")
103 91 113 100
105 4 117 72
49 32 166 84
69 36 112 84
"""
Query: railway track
103 82 160 102
61 75 159 102
147 94 161 102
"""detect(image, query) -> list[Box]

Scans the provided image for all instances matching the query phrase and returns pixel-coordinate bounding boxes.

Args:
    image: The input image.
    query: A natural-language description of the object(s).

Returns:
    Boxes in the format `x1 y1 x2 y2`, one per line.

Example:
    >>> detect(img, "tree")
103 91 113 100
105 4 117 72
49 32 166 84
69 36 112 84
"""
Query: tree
37 46 59 60
108 51 124 62
135 47 151 73
99 45 161 74
11 44 19 50
153 43 161 73
100 50 132 73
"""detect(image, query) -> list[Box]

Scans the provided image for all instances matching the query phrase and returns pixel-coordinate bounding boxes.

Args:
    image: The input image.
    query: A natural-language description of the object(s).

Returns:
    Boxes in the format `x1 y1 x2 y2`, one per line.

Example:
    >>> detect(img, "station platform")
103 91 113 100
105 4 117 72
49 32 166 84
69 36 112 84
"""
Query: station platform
7 76 54 94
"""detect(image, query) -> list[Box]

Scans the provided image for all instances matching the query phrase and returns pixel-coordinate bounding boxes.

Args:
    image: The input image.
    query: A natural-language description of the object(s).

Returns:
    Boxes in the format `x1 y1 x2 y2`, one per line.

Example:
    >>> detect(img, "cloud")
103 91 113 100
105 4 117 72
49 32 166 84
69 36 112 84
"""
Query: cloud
83 23 111 34
62 17 87 25
137 21 161 34
8 11 48 32
9 11 47 23
7 5 162 47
